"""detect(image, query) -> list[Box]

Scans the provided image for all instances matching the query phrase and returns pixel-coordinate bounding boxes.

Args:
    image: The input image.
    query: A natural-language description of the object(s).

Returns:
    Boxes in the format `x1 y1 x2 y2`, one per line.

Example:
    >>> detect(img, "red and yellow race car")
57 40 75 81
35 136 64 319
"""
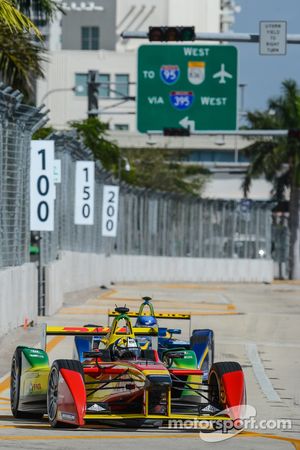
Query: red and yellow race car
108 296 214 381
10 306 246 428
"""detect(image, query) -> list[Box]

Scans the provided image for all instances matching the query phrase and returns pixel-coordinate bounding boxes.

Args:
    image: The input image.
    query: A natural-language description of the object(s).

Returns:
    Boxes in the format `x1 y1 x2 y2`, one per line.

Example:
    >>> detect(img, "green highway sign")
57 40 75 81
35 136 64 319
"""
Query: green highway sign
137 45 238 133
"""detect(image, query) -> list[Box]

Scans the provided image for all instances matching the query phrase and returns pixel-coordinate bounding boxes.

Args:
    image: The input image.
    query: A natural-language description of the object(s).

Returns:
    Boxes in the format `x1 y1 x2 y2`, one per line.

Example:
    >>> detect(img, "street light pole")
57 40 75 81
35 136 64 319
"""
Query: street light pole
239 83 247 114
40 87 76 105
121 30 300 44
118 154 121 183
118 155 131 183
87 70 99 118
238 82 247 128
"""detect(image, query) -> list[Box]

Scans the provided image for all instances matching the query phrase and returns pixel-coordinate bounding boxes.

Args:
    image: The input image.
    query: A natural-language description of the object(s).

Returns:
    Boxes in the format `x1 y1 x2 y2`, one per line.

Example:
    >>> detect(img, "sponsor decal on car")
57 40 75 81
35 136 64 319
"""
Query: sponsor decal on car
61 412 76 422
29 382 42 393
28 350 45 358
87 403 107 412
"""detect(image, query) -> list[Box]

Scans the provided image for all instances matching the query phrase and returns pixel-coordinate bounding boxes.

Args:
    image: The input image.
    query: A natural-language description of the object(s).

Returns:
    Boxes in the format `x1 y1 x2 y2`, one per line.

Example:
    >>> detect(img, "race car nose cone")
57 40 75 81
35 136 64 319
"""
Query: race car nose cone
145 374 172 388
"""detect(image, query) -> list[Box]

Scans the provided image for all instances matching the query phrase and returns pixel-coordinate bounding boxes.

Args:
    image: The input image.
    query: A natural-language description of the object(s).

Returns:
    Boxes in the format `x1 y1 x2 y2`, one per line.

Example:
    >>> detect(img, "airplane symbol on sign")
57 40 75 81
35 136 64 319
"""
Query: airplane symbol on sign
213 64 233 84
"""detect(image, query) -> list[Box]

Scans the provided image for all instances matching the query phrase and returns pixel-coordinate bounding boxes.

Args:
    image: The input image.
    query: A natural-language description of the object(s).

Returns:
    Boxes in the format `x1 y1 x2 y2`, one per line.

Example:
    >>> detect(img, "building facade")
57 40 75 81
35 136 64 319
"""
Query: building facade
38 50 136 130
36 0 262 200
44 0 222 52
37 0 224 130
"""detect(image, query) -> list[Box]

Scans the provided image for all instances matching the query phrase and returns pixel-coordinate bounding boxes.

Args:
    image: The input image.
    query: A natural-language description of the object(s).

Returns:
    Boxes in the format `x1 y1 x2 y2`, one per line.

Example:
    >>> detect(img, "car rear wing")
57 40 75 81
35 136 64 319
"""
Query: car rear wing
108 311 191 320
107 310 192 334
42 324 158 351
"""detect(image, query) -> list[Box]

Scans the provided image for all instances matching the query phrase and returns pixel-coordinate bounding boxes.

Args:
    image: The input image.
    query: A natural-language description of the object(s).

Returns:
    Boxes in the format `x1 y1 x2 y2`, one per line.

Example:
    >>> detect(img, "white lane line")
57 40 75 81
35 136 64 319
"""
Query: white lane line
246 342 281 402
221 339 300 349
218 294 230 304
0 373 9 385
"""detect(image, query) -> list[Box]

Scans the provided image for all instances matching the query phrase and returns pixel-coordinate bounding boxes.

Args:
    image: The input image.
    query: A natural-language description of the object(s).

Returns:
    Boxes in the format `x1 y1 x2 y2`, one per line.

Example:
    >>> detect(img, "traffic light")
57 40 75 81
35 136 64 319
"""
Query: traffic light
163 127 190 136
148 26 195 42
87 70 99 118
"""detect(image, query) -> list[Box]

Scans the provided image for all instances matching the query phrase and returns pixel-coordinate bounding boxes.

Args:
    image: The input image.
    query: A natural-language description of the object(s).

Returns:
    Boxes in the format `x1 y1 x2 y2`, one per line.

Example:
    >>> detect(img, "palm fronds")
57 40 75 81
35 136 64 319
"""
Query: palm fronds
0 25 46 99
15 0 65 22
243 79 300 199
0 0 40 35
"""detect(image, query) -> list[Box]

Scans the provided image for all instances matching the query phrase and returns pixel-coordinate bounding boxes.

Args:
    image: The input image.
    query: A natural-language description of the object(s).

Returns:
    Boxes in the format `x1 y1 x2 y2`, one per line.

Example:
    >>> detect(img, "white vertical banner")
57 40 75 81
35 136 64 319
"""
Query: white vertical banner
74 161 95 225
102 185 119 237
30 140 55 231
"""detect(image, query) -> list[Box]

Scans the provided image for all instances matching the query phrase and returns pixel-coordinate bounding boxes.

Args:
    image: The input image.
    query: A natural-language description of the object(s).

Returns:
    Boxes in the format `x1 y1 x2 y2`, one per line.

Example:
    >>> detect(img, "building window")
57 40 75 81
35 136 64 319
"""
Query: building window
114 124 129 131
99 74 110 98
75 73 110 98
75 73 88 96
81 26 99 50
115 74 129 98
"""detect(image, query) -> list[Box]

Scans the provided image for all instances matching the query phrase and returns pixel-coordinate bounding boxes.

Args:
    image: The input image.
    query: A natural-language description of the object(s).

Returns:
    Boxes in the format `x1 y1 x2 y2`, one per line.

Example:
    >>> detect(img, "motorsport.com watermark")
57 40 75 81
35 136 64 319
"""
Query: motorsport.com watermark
167 405 292 442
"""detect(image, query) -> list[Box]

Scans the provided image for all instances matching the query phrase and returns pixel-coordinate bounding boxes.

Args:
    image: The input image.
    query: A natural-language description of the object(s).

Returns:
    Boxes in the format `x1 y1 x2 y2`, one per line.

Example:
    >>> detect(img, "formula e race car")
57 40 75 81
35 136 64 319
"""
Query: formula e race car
10 306 246 429
108 297 214 380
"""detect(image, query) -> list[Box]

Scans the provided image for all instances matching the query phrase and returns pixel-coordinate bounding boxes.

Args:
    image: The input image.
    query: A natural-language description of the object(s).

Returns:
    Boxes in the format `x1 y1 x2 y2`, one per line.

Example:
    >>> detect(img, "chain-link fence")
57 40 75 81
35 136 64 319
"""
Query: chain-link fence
39 133 116 265
0 85 48 268
38 131 273 265
0 86 274 270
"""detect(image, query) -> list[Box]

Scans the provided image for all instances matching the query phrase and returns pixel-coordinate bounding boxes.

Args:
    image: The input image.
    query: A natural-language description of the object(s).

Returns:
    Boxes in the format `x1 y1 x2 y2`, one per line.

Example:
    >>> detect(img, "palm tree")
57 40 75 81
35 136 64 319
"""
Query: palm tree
0 0 62 100
0 0 40 34
14 0 63 24
0 0 61 31
0 26 46 98
243 79 300 279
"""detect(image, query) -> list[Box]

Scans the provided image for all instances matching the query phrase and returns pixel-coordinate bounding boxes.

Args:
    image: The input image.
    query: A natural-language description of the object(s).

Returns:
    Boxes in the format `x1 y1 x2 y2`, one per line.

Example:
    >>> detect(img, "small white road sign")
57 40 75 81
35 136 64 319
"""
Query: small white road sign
30 141 55 231
102 185 119 237
259 21 287 55
74 161 95 225
53 160 61 183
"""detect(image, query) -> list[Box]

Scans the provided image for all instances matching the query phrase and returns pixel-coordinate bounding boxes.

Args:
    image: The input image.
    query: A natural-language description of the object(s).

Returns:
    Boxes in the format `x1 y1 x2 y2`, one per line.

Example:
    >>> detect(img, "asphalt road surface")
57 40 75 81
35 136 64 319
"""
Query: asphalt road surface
0 282 300 450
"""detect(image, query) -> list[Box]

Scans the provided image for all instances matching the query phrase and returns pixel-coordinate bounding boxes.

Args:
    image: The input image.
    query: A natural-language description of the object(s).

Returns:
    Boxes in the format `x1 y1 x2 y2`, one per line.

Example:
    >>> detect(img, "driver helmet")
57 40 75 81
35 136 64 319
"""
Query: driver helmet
135 315 157 327
112 337 140 360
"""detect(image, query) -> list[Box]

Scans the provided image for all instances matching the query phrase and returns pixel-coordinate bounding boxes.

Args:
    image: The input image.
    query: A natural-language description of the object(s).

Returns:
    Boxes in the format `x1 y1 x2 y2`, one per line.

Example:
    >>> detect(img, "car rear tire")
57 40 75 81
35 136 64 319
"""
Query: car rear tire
47 359 84 428
10 347 44 420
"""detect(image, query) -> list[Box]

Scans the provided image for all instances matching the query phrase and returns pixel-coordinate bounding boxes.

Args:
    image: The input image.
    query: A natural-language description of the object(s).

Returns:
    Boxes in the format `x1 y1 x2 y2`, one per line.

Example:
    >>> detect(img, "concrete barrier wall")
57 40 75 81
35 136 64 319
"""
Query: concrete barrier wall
108 255 274 283
0 254 273 337
45 252 111 316
46 251 274 315
0 264 37 337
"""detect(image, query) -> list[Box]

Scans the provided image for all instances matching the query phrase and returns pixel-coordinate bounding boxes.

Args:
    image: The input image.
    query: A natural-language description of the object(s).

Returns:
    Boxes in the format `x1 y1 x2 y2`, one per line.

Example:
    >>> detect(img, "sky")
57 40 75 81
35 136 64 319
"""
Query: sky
233 0 300 113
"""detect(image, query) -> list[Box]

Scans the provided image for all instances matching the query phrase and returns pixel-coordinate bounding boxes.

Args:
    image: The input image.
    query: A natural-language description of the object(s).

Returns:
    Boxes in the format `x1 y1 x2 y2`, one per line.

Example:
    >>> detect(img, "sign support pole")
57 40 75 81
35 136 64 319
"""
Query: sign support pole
122 30 300 44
